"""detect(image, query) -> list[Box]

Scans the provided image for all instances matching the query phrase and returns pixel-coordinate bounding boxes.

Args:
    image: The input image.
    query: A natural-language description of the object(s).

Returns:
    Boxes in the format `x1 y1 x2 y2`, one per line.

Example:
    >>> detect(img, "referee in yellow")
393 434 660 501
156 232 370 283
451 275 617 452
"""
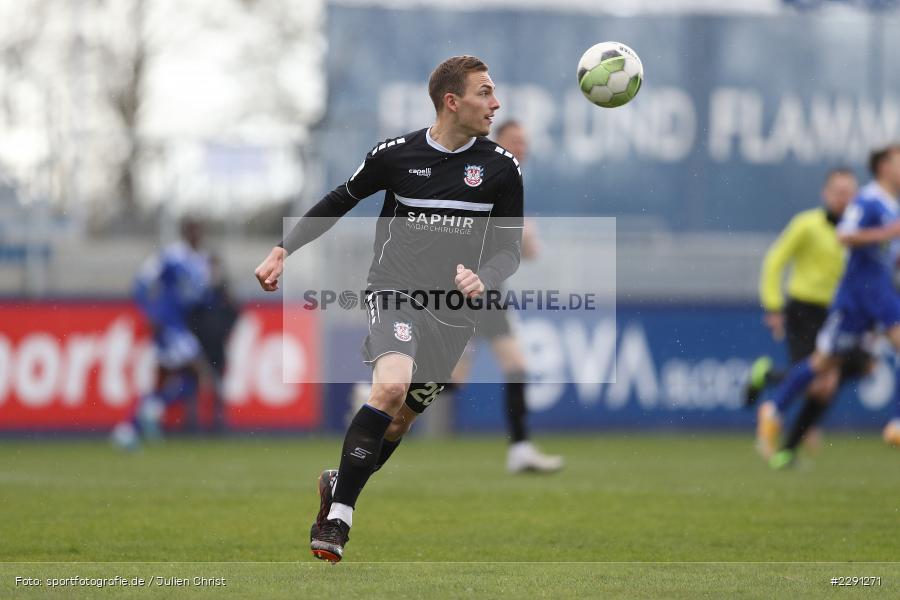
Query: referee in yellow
750 168 874 466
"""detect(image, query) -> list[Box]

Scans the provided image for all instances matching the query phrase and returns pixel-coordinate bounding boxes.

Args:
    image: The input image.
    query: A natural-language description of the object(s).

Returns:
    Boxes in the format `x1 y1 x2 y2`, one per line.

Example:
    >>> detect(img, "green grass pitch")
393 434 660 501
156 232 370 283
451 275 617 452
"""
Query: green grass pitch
1 434 898 598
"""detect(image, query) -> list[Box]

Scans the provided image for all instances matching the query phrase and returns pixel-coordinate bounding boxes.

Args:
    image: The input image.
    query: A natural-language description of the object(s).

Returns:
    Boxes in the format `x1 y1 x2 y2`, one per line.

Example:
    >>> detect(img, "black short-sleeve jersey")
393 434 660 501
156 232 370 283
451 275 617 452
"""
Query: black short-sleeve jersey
348 128 524 295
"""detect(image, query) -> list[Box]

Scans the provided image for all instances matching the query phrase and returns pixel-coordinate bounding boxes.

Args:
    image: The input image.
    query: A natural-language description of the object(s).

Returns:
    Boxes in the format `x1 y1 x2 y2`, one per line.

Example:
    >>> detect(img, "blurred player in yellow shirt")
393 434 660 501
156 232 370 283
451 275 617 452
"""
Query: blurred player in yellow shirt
748 168 875 463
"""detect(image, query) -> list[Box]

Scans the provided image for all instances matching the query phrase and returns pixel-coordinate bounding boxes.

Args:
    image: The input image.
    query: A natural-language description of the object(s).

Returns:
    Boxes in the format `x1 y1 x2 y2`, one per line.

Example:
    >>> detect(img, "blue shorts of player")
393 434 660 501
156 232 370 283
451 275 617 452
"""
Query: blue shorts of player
154 326 202 369
816 270 900 355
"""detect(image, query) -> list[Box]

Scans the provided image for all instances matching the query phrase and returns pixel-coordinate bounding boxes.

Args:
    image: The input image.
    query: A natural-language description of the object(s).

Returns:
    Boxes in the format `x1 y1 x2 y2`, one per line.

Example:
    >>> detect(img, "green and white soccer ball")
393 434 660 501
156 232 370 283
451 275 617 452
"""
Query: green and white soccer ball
577 42 643 108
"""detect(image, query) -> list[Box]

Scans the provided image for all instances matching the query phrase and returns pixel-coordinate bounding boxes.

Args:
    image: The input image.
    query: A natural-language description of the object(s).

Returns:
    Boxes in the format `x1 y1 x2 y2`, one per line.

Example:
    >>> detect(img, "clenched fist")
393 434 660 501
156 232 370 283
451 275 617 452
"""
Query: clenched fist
455 264 485 298
254 247 287 291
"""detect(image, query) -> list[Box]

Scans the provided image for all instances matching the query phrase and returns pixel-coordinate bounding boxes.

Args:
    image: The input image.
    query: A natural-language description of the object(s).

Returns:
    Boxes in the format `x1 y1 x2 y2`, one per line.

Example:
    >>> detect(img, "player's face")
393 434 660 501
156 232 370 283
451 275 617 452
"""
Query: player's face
455 71 500 137
886 150 900 191
181 221 203 249
822 174 857 216
497 125 529 164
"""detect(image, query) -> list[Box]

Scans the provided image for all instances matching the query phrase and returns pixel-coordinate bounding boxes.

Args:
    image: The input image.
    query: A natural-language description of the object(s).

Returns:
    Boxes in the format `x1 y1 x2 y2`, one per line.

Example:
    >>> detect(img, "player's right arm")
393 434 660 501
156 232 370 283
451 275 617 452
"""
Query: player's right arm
759 213 806 338
836 200 900 247
254 144 388 291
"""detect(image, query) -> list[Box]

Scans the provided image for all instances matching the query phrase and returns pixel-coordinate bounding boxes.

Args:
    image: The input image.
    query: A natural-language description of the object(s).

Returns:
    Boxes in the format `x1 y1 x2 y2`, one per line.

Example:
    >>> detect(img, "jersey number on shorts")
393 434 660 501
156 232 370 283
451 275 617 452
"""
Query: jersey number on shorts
409 382 444 407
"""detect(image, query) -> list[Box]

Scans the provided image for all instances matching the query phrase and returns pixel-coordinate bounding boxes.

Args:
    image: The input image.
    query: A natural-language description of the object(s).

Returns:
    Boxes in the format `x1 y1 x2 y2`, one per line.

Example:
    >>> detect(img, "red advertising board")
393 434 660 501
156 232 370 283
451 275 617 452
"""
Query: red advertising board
0 302 320 430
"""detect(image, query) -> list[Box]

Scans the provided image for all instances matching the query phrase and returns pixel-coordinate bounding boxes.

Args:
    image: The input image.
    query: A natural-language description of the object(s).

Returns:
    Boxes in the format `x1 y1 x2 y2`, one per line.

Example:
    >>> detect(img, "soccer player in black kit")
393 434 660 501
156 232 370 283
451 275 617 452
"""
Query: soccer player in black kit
254 56 523 562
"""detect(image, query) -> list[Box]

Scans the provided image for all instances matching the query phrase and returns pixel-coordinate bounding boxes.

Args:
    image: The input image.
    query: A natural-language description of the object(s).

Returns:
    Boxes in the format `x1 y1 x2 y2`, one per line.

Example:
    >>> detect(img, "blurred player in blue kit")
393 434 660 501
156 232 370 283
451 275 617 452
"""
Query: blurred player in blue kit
112 219 211 449
747 168 875 459
758 145 900 467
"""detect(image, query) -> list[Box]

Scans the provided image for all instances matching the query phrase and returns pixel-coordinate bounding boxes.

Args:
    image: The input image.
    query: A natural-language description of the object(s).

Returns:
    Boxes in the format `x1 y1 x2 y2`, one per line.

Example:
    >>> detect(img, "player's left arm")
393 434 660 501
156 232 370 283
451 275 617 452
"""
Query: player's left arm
477 163 525 291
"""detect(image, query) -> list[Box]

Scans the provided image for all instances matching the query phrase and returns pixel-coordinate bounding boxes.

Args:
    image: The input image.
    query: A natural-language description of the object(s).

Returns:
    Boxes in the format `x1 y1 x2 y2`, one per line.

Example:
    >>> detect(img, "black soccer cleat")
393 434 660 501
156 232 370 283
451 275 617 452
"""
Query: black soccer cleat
310 518 350 563
315 469 339 526
309 469 343 562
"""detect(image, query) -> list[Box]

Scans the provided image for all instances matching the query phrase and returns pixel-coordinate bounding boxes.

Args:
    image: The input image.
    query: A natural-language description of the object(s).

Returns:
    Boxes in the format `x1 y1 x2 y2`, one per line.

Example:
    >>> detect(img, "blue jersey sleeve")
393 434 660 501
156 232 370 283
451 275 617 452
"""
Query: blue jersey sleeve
133 256 165 324
838 199 890 235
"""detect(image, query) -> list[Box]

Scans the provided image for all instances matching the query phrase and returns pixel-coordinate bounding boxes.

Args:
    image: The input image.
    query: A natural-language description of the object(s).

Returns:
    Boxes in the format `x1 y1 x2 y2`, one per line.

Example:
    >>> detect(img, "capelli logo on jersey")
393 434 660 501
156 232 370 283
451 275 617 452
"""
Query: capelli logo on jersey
408 168 431 178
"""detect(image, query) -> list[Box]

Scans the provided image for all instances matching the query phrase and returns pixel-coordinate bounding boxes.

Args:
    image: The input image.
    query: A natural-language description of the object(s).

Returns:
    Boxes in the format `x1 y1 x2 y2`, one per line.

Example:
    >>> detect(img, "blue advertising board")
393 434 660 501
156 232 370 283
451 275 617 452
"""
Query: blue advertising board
322 304 896 432
319 5 900 232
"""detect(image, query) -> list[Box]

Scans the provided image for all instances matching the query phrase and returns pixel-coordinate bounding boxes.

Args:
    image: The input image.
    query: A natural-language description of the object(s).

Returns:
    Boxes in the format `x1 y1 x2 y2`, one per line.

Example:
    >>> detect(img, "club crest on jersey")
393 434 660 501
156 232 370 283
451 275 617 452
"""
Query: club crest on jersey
464 164 484 187
393 321 412 342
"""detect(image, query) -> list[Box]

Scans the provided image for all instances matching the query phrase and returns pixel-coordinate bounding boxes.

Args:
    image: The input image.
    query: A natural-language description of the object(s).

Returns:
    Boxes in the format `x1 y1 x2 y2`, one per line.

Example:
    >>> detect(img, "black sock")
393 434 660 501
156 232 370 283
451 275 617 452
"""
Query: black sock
372 437 402 472
764 368 786 387
784 398 828 451
333 405 392 509
505 371 529 443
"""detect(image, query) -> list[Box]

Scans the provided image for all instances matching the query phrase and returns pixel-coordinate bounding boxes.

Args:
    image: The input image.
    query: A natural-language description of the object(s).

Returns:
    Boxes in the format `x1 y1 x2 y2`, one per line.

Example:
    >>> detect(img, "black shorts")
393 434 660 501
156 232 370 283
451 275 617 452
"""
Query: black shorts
784 298 872 380
362 291 474 413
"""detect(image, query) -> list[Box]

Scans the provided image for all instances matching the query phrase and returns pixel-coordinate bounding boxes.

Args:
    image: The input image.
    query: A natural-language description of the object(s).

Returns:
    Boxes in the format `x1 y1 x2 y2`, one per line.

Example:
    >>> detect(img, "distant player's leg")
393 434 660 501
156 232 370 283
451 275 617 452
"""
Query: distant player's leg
757 308 849 458
790 349 876 458
112 328 203 450
757 351 841 459
744 356 774 407
745 359 798 406
310 353 412 563
111 362 199 449
781 398 827 456
477 307 562 473
769 300 835 465
770 366 838 469
881 324 900 446
489 334 563 473
112 365 169 450
746 301 822 407
139 364 201 435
